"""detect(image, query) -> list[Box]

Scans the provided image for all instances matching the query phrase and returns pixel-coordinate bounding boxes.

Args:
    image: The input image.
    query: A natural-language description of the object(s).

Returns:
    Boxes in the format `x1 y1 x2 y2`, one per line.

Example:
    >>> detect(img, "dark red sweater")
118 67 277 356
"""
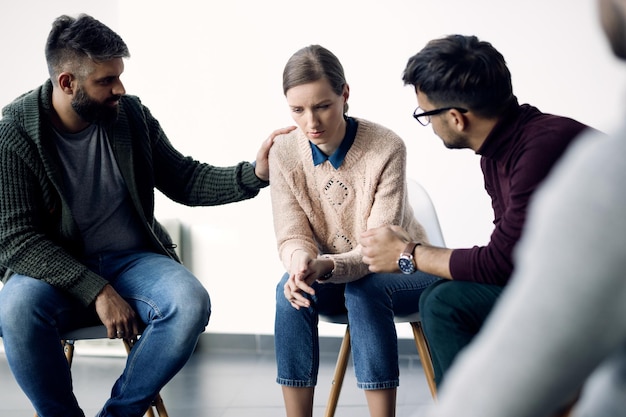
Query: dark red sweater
449 102 592 285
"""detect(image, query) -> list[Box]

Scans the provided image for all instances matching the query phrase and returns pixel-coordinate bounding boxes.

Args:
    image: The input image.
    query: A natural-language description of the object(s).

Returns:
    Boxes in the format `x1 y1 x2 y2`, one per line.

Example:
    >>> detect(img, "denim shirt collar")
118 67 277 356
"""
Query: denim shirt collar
310 116 357 170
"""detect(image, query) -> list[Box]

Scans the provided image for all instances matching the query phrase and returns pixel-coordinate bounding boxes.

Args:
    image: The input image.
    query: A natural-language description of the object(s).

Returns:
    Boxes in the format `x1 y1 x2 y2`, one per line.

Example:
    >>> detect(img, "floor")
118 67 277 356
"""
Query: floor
0 333 435 417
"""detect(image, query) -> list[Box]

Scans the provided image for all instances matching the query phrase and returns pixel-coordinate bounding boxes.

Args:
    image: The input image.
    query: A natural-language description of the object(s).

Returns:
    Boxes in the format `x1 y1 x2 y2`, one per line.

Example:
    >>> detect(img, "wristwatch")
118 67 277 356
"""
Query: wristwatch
398 242 420 274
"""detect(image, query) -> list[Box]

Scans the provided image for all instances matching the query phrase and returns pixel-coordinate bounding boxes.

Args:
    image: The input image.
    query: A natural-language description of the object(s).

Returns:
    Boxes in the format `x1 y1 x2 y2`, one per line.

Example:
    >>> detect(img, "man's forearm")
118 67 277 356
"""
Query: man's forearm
414 244 453 279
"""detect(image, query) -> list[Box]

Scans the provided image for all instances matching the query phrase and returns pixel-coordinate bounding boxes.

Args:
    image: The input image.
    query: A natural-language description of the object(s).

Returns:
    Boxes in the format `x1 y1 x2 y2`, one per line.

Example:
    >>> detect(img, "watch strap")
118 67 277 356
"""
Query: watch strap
402 241 419 258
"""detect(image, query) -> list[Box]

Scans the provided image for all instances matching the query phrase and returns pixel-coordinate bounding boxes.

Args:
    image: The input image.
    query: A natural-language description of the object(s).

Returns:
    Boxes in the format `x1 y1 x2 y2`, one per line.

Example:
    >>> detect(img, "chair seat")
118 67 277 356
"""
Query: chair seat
319 312 422 325
61 325 110 341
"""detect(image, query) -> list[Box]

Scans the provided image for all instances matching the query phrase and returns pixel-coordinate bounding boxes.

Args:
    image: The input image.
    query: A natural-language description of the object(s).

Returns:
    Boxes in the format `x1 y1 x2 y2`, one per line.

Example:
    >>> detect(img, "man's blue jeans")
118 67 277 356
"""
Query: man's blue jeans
275 271 440 390
418 279 504 386
0 250 211 417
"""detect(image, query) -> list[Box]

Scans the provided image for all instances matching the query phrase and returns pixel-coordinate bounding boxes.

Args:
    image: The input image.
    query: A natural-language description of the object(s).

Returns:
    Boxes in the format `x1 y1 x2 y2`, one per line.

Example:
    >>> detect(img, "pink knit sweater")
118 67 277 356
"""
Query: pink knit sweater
269 117 427 283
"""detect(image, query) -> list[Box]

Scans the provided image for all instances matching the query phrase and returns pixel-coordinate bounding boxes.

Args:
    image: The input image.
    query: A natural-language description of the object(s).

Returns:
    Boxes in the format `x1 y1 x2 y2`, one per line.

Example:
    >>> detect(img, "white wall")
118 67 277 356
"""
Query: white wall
1 0 624 338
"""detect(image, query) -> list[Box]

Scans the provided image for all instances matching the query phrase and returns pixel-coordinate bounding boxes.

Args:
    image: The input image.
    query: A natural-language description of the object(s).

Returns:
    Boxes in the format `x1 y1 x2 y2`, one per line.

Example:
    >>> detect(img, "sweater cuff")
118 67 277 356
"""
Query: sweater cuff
316 254 367 284
241 161 269 190
67 271 110 307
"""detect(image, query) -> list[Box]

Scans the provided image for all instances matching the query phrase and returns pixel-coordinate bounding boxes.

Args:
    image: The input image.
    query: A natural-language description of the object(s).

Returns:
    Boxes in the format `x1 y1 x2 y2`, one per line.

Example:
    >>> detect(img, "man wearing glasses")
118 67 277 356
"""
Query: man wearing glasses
361 34 592 387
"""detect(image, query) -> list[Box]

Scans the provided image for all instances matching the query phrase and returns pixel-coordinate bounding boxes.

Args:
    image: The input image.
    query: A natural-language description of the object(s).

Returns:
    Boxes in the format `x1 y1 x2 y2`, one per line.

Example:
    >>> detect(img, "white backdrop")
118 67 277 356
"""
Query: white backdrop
1 0 624 337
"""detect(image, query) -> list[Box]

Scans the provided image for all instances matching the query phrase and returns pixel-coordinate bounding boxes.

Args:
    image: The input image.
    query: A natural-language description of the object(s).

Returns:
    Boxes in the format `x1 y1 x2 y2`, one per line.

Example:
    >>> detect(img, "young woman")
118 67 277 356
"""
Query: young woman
269 45 439 417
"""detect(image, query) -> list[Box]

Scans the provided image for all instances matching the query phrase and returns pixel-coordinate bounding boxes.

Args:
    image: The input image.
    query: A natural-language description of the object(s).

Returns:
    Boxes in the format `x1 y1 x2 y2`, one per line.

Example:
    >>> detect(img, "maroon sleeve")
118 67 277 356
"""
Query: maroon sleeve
449 120 589 285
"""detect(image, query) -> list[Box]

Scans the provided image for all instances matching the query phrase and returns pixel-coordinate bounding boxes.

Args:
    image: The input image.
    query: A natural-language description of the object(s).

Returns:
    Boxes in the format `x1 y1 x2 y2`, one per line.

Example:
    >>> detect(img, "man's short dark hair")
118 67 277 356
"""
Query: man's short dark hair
45 14 130 82
402 35 514 118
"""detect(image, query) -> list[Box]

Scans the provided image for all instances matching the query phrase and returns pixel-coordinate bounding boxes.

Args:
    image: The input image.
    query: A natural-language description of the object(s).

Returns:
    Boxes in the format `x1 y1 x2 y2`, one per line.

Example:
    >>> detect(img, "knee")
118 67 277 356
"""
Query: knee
275 273 288 298
344 273 379 300
167 282 211 331
0 291 25 333
419 280 460 321
275 273 291 311
191 286 211 324
0 285 27 319
191 285 211 316
0 276 56 333
345 275 396 319
1 276 49 309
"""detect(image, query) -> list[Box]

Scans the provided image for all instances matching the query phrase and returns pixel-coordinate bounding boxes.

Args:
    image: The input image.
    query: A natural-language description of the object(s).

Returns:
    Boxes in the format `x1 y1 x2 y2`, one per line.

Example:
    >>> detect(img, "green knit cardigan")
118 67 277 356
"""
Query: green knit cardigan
0 80 266 306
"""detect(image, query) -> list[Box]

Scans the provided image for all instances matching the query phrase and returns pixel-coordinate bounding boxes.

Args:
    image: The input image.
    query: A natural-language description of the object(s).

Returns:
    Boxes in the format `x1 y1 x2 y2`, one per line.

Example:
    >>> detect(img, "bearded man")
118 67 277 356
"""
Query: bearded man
0 14 290 417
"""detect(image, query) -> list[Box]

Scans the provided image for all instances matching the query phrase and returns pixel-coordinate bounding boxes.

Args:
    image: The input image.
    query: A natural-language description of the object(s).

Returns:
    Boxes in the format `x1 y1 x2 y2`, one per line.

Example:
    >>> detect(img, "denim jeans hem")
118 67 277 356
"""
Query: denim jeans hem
276 377 316 388
357 380 399 390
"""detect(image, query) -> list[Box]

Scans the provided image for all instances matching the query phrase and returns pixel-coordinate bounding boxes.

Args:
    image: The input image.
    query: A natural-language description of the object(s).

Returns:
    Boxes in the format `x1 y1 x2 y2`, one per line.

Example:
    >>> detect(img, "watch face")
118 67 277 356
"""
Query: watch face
398 257 415 274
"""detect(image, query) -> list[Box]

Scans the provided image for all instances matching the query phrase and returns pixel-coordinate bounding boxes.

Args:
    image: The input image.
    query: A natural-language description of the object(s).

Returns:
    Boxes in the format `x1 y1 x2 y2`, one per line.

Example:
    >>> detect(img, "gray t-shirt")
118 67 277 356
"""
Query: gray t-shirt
53 124 149 256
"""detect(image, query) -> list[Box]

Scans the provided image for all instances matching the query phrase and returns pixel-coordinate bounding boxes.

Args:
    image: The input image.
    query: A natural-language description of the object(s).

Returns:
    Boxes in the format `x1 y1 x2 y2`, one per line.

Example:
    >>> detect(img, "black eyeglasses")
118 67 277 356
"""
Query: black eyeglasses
412 106 468 126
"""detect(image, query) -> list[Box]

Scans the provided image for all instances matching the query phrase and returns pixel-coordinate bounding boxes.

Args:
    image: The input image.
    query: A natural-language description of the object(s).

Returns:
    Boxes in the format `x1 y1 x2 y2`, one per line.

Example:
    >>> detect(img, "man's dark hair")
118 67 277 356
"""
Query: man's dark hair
45 14 130 82
402 35 514 118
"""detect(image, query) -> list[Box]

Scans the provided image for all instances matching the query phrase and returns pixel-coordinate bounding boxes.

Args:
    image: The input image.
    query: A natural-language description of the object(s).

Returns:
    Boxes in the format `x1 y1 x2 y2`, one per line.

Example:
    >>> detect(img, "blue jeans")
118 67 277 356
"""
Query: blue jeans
0 250 211 417
274 271 440 390
418 279 504 386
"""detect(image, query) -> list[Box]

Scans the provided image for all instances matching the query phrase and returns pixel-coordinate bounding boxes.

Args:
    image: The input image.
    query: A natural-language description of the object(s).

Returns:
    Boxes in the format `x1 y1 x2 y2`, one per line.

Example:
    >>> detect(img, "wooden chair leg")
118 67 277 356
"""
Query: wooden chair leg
145 406 156 417
324 326 351 417
142 393 168 417
63 339 75 367
152 394 169 417
411 321 437 399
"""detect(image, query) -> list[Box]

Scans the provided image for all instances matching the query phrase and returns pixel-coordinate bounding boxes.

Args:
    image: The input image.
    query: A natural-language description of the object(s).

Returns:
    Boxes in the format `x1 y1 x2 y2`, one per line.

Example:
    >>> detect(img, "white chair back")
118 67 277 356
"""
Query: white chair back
407 179 445 247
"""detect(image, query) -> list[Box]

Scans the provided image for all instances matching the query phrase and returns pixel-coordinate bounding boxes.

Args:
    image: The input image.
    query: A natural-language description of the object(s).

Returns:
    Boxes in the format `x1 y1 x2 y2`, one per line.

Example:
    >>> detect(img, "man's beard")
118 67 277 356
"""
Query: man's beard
71 87 121 125
440 130 469 150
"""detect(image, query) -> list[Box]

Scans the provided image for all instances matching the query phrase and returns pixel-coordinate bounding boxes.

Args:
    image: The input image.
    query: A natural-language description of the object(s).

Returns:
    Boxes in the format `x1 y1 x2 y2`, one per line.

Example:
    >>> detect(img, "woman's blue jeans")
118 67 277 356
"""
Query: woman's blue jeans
274 271 440 390
0 250 211 417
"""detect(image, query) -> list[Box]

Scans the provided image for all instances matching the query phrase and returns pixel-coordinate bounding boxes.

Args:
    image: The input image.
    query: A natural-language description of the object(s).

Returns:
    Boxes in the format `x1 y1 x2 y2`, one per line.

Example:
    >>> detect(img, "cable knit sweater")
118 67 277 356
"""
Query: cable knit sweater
0 80 267 306
269 117 427 283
